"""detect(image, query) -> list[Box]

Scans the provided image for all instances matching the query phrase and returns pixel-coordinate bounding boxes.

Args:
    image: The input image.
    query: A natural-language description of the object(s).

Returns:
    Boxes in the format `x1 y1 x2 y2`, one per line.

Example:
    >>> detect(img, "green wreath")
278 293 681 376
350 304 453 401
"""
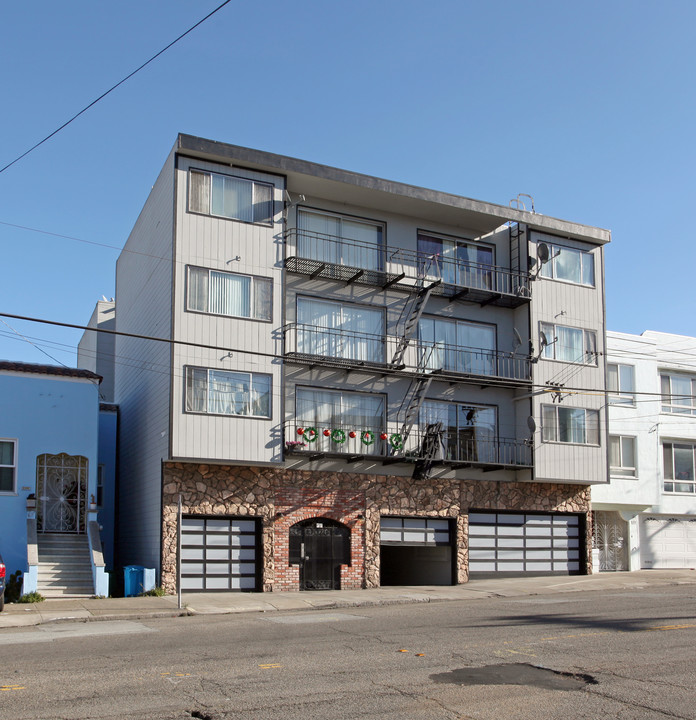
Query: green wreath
389 433 404 450
361 430 375 446
305 426 318 443
331 428 346 444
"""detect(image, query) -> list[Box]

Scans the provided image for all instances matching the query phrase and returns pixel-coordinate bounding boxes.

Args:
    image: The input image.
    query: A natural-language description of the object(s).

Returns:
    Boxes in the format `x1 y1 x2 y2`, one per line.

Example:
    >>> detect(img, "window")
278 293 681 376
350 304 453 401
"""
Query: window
607 363 635 405
542 405 599 445
296 209 383 270
189 170 273 224
663 442 696 493
97 464 105 507
419 317 496 375
609 435 636 477
295 388 384 432
539 242 594 286
185 367 271 418
661 373 696 416
296 298 384 363
187 266 272 321
0 440 16 494
540 323 597 364
420 401 497 462
417 232 494 289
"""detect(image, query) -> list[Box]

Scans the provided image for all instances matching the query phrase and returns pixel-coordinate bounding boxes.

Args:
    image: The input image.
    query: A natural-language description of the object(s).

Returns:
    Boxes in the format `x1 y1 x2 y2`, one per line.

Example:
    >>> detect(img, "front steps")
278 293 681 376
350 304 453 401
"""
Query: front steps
37 533 94 597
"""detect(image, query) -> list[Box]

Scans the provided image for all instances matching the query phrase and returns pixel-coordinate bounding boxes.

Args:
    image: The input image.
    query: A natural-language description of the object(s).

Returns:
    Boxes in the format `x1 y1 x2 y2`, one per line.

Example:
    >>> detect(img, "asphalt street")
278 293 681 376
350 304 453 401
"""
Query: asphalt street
1 583 695 719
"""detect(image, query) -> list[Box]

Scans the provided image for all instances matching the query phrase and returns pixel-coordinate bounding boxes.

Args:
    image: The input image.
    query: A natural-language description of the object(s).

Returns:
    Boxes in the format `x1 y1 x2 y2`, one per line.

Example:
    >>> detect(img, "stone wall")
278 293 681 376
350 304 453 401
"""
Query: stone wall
161 462 591 593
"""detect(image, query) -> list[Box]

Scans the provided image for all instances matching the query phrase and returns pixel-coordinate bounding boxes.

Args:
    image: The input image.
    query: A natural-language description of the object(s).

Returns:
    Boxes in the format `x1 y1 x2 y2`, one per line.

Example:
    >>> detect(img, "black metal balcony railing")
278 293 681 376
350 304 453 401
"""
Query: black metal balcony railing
284 229 531 307
283 323 532 385
284 421 532 470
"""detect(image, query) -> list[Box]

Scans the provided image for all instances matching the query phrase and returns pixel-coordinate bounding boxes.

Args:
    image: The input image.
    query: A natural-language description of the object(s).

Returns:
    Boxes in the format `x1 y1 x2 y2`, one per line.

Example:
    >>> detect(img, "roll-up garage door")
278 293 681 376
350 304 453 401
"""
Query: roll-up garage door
640 516 696 569
468 512 582 576
180 516 259 591
380 516 454 585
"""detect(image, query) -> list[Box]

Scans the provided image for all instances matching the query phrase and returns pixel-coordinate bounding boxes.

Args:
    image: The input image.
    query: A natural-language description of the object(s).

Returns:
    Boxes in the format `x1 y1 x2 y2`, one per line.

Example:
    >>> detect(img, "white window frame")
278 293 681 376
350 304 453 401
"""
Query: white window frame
660 373 696 416
188 169 274 225
416 231 495 286
295 387 385 431
609 435 637 478
0 438 17 495
185 367 272 419
539 242 595 287
542 405 600 445
607 363 636 406
540 322 597 365
186 266 272 322
663 441 696 494
419 316 497 375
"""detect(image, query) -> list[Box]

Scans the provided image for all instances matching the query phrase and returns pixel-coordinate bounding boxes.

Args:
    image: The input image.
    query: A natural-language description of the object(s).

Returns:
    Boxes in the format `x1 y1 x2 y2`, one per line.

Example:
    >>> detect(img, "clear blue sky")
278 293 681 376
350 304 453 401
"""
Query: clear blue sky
1 0 694 365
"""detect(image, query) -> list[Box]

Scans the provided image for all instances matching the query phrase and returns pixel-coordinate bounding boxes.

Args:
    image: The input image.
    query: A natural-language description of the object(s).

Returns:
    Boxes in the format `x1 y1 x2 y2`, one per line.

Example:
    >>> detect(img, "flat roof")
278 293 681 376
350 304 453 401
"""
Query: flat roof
176 134 611 244
0 361 102 382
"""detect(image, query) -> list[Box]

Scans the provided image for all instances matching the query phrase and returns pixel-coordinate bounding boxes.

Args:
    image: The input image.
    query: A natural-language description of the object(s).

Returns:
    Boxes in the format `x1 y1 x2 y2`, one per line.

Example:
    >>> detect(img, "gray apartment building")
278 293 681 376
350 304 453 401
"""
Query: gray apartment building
112 134 610 593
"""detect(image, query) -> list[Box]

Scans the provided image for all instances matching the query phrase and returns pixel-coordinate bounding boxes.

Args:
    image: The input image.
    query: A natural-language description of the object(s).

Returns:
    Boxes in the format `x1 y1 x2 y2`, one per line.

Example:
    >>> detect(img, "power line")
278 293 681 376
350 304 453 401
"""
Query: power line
3 309 696 401
0 0 233 175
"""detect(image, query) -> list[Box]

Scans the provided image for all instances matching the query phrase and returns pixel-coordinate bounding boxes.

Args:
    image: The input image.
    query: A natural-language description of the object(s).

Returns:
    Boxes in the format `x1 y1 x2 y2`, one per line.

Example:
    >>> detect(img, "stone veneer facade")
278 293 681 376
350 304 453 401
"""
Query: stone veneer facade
161 462 592 593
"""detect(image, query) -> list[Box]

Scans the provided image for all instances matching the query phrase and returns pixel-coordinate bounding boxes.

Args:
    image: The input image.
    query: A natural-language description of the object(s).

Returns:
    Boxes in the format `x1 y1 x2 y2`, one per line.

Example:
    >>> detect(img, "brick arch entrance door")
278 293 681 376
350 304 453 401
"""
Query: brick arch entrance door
289 518 350 590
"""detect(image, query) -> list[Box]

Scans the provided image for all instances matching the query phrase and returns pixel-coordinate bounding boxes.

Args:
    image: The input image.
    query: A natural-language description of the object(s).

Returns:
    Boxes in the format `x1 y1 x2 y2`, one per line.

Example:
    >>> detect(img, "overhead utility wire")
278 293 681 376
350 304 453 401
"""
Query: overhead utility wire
3 310 695 401
0 0 233 175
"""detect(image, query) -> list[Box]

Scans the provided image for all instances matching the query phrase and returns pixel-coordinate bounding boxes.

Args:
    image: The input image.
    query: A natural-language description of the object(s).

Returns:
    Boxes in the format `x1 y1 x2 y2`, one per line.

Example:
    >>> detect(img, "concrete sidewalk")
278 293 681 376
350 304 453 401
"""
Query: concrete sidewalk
1 569 694 630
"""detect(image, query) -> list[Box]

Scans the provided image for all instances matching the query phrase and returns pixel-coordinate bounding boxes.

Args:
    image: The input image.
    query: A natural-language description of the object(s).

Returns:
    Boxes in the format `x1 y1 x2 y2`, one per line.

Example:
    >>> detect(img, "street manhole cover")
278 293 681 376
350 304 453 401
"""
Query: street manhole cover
431 663 597 691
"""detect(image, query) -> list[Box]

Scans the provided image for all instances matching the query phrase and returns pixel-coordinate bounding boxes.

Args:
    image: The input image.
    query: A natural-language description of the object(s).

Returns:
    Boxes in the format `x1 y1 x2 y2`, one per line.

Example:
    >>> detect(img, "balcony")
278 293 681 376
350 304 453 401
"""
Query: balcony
284 229 530 308
284 421 532 471
283 323 532 388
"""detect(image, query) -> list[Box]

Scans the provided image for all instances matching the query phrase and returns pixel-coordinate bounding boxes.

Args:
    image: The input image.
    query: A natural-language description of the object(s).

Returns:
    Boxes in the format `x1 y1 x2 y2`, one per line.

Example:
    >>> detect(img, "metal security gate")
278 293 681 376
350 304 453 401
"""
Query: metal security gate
289 518 350 591
380 516 455 585
468 512 583 576
593 511 628 571
180 516 259 591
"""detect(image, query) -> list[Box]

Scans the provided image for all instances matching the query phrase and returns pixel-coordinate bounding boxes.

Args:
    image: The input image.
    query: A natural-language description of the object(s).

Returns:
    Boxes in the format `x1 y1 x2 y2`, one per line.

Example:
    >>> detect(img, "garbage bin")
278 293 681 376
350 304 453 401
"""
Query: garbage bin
142 567 156 593
123 565 144 597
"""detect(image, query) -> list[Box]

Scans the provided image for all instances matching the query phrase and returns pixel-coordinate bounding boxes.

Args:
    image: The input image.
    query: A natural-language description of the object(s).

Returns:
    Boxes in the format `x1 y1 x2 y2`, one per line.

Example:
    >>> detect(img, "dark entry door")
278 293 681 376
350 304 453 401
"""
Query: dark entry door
289 519 350 590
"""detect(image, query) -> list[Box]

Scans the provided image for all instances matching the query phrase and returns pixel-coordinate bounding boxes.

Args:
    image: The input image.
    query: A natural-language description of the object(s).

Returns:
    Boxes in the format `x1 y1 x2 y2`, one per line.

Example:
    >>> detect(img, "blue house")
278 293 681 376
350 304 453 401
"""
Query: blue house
0 362 111 597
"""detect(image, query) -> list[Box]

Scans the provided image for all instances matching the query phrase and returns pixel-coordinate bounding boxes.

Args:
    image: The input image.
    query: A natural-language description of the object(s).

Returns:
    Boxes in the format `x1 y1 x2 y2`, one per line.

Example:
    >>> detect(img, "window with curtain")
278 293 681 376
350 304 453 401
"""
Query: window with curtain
420 401 497 462
663 442 696 493
296 209 383 270
187 266 272 321
417 233 494 288
185 367 271 418
609 435 636 477
0 439 17 493
542 405 599 445
660 373 696 415
607 364 635 405
189 170 273 224
540 322 597 365
296 298 384 362
419 317 496 375
295 388 384 431
539 242 594 286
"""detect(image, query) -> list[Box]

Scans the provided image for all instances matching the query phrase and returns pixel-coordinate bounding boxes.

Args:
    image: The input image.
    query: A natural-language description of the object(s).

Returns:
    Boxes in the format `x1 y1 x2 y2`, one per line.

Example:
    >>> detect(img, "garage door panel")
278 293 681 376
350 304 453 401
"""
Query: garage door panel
181 516 259 591
641 516 696 569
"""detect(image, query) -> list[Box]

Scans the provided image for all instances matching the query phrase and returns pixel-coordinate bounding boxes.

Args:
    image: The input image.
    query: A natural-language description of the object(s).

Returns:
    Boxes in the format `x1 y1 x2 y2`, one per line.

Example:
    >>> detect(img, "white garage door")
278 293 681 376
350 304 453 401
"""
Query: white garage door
181 516 259 591
468 512 582 575
640 516 696 569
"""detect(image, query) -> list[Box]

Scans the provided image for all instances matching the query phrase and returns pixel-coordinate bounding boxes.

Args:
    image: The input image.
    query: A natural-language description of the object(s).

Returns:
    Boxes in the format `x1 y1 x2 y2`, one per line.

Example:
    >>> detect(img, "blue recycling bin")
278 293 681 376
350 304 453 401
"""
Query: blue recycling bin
123 565 144 597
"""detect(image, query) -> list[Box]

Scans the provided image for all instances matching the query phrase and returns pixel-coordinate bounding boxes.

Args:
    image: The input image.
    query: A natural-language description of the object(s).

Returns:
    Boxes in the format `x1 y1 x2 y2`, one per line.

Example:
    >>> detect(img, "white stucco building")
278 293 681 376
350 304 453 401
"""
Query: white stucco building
592 331 696 570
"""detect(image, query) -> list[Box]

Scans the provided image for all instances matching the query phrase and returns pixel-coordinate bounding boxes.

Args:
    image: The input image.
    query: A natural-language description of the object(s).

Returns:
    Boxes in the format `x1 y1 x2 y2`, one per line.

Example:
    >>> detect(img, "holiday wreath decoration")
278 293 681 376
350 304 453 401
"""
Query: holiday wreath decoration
389 433 404 450
331 428 346 444
361 430 375 446
304 427 318 442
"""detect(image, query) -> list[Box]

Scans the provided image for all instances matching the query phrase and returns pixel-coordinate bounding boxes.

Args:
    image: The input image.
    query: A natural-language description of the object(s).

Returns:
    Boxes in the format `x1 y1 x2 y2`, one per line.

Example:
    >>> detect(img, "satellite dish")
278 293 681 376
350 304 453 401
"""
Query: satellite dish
539 331 548 348
512 328 522 352
537 243 550 264
527 416 537 433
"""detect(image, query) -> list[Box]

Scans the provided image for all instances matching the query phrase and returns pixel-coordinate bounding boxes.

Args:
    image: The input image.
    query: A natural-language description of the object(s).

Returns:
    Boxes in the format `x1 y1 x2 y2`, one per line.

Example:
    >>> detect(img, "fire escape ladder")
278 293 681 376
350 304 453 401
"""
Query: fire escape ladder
390 282 440 366
398 375 433 445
